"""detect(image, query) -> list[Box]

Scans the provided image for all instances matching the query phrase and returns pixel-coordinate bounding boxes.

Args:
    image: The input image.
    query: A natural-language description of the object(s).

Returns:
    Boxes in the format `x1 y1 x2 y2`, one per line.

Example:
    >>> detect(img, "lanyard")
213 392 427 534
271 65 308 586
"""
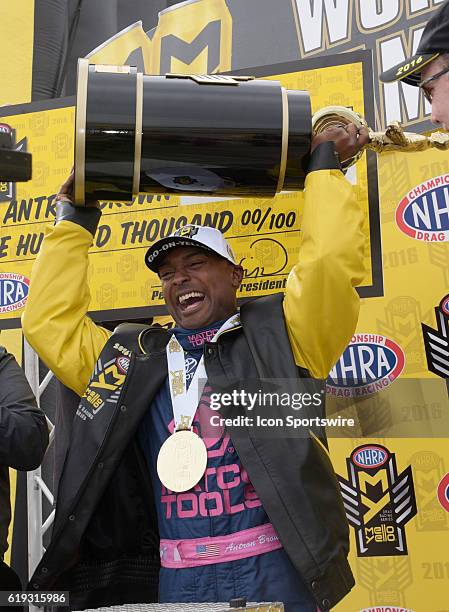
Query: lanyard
166 313 240 432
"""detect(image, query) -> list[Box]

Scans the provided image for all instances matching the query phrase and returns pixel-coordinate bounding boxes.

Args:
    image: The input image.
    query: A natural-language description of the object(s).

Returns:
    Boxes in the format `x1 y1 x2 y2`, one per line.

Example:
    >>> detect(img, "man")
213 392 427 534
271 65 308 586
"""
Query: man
380 0 449 129
22 125 368 611
0 345 48 600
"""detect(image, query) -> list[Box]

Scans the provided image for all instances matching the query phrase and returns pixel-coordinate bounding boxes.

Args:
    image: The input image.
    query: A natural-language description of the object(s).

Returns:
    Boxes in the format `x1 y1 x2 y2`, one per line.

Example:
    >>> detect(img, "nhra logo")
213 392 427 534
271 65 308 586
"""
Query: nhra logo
442 296 449 317
115 356 130 374
396 175 449 242
327 334 405 398
338 444 417 557
437 473 449 514
422 295 449 379
353 446 388 469
0 273 30 313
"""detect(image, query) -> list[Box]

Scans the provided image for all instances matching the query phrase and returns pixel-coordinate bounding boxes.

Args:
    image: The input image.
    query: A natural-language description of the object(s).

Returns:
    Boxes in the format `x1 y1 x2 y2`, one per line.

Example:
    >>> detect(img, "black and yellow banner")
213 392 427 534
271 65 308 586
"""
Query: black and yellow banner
0 52 379 327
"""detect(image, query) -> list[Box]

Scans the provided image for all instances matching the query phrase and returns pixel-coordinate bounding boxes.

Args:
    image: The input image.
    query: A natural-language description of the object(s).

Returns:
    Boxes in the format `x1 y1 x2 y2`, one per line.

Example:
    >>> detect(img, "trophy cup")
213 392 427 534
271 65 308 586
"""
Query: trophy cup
74 59 311 205
74 59 449 206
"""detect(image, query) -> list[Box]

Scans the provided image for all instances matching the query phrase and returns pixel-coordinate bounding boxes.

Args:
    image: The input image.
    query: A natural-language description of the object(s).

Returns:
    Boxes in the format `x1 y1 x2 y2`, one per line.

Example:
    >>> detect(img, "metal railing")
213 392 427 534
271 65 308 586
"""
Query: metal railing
23 337 55 611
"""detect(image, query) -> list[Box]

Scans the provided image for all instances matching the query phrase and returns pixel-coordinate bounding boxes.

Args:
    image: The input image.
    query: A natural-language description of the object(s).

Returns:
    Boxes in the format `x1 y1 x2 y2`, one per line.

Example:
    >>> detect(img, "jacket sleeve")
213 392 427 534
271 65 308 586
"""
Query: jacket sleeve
22 212 111 397
283 143 365 379
0 350 49 471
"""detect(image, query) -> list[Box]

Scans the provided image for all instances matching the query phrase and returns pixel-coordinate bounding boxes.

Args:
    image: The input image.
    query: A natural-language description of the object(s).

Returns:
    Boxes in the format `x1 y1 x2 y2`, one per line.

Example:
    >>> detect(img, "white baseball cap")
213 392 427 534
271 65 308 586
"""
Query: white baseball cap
145 224 237 272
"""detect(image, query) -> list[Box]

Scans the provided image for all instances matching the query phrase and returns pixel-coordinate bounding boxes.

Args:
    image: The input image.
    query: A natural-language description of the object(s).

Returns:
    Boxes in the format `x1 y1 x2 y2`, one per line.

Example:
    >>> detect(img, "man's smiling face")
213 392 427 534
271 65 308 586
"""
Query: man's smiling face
158 246 243 329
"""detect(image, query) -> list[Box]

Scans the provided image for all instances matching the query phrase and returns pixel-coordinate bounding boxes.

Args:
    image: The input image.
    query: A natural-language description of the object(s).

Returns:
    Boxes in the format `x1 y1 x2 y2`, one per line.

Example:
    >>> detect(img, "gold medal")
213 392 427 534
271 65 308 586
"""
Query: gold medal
160 315 240 494
157 429 208 493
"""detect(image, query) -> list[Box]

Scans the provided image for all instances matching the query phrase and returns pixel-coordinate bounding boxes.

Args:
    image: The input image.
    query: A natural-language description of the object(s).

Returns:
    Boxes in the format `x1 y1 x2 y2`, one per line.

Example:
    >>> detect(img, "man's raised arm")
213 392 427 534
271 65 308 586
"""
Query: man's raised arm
283 125 369 379
22 173 111 396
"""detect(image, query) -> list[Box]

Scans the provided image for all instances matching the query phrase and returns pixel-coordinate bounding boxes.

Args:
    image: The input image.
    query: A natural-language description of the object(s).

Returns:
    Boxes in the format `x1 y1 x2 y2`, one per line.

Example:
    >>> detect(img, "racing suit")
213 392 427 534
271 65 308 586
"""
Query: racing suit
22 142 365 610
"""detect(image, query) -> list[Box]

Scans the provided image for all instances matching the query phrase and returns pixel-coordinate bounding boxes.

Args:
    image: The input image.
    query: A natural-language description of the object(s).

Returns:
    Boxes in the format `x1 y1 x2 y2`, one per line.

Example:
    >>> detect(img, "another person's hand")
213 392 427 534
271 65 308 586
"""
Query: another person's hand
311 123 370 166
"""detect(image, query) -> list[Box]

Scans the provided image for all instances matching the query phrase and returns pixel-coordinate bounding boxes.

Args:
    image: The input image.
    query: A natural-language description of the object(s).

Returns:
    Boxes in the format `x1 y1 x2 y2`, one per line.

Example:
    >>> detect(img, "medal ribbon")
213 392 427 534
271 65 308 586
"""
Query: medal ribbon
166 313 240 432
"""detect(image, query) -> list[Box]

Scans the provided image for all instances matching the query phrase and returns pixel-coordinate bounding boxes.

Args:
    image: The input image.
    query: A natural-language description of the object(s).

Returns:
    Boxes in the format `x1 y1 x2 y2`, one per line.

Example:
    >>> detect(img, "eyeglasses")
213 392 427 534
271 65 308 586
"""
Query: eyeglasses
419 65 449 103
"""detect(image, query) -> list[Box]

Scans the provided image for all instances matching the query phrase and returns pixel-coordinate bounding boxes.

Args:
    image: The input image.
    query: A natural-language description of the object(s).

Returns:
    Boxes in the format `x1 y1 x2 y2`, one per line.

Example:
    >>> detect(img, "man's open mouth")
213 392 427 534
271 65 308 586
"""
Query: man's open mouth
177 291 206 312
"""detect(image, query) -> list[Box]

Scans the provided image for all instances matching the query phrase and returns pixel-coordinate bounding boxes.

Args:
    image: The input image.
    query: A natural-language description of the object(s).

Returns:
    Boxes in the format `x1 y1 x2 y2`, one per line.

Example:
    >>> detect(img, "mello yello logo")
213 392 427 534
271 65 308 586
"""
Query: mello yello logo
0 273 30 313
339 444 417 557
327 333 405 398
396 175 449 242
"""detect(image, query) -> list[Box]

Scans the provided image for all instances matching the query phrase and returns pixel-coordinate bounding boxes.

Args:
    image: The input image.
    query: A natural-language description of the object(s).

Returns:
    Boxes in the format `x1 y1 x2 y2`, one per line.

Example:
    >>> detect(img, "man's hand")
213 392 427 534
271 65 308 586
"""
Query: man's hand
311 123 370 165
53 169 101 233
55 169 75 204
55 169 99 208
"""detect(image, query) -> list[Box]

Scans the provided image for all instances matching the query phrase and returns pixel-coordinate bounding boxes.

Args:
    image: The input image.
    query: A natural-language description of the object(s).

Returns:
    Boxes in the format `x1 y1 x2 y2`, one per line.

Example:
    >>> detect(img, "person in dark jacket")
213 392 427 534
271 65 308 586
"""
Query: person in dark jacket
23 126 368 611
0 346 49 594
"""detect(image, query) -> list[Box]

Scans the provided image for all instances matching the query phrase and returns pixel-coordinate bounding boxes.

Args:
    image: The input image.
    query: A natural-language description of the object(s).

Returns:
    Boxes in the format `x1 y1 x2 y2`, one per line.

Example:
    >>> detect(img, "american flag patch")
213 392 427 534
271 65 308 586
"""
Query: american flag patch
196 544 220 558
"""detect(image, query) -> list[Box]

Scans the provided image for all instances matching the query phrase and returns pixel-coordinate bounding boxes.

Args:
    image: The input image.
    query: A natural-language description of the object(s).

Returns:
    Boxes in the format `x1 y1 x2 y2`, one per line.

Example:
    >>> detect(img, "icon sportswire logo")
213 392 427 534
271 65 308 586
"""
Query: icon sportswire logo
396 175 449 242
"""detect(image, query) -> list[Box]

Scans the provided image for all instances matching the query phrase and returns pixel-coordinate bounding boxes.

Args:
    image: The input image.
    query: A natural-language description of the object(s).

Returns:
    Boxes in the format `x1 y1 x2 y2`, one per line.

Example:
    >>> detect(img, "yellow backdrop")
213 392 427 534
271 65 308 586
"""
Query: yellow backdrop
0 15 448 610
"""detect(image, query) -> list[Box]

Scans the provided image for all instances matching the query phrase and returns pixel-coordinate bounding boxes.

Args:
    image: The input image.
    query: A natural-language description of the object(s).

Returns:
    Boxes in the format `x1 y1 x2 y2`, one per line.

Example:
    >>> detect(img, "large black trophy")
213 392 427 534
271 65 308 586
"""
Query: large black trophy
74 59 312 205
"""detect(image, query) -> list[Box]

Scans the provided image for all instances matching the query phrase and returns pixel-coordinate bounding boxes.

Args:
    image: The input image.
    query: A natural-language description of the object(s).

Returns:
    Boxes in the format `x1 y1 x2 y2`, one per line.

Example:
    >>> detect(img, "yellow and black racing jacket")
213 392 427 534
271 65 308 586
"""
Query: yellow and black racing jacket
22 142 366 611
